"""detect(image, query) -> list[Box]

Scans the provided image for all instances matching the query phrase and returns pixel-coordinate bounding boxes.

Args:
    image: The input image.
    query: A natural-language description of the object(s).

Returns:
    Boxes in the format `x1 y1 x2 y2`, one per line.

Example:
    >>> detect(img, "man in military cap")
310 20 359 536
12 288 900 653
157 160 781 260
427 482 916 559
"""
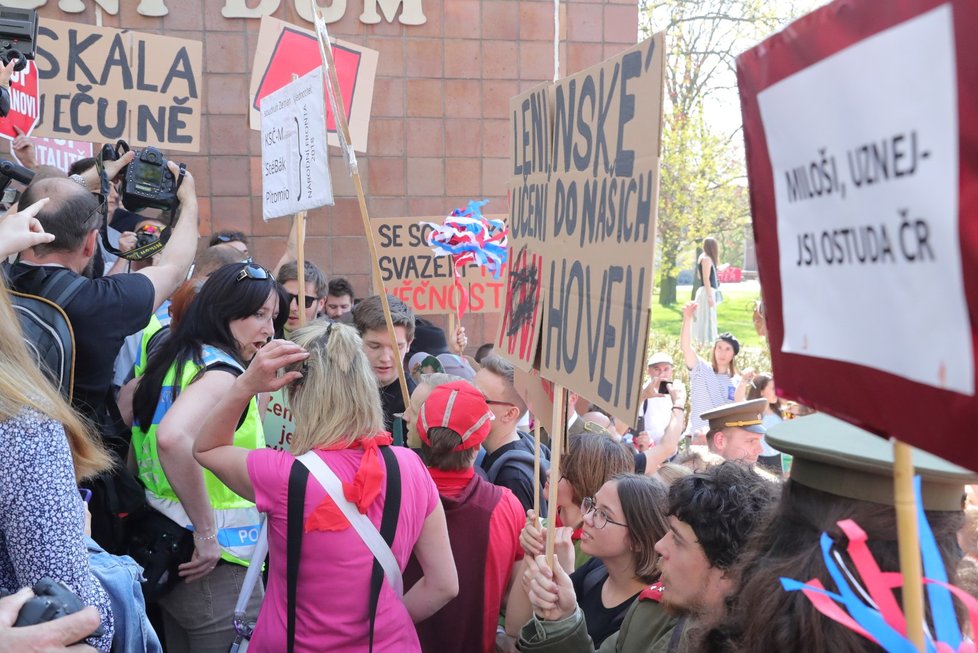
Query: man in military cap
706 413 977 652
700 398 769 466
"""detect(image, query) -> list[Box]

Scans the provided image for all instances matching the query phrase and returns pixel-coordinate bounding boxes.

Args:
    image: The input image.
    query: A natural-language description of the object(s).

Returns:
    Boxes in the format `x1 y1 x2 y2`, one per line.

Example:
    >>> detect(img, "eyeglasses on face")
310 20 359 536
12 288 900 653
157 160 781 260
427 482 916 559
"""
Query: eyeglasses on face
581 496 627 529
236 263 270 283
287 293 317 309
484 398 517 408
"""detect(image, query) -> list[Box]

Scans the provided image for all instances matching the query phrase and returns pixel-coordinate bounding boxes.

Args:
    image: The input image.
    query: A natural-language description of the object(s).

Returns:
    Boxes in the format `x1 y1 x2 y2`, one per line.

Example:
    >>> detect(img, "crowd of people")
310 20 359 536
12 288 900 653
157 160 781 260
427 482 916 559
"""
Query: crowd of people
0 113 977 653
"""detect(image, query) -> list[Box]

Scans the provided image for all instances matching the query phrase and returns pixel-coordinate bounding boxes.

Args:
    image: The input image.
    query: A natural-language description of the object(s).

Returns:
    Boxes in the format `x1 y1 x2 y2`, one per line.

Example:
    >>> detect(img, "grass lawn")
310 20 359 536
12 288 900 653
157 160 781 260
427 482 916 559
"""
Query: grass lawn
650 283 764 350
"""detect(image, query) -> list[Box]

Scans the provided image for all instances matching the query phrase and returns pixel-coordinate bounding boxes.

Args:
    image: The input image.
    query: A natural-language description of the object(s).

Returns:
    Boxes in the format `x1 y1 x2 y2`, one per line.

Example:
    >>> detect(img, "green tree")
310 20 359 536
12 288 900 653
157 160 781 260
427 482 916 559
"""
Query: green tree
641 0 803 305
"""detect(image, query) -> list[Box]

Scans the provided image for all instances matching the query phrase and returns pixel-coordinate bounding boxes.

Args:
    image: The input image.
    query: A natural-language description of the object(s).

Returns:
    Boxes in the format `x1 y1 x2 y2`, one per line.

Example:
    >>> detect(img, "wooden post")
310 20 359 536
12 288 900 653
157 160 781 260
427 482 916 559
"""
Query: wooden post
290 73 309 329
295 212 307 327
311 6 410 410
533 422 541 520
893 439 925 652
545 385 566 570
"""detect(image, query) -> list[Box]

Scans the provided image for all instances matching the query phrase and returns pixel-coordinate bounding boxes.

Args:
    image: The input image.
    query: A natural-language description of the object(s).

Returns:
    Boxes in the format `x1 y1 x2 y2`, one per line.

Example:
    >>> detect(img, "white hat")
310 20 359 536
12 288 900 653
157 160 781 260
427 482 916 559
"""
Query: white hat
647 352 673 367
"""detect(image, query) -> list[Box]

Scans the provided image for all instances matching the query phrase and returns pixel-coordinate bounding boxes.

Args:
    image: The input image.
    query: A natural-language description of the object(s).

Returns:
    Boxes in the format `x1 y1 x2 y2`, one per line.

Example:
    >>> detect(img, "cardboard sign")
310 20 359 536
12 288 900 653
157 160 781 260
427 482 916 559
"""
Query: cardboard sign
12 137 93 172
738 0 978 468
260 68 334 220
31 18 202 152
497 36 665 425
498 82 552 371
0 61 39 140
370 215 509 315
249 15 377 153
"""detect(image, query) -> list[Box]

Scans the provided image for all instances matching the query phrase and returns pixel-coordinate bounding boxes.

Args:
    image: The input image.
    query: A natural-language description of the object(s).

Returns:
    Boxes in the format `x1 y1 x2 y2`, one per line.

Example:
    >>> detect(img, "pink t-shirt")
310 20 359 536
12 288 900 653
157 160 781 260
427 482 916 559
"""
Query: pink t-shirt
246 445 438 653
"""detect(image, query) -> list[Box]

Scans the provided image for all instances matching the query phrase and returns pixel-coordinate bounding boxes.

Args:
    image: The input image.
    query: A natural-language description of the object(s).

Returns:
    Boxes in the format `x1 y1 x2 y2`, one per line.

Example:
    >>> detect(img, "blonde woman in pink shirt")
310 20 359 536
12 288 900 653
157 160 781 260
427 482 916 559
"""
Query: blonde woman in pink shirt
195 322 458 653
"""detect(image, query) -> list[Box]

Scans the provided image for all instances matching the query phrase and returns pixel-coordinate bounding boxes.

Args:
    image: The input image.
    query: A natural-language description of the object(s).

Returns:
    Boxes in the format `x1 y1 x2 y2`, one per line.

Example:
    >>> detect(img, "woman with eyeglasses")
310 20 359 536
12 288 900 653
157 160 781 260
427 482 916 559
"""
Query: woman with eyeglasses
503 448 665 651
130 261 288 652
193 323 458 652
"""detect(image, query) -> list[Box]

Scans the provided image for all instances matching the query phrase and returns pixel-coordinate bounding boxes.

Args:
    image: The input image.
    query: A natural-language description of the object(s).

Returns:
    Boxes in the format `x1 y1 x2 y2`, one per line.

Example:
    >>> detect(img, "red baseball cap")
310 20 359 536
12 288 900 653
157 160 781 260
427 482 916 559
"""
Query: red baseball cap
417 380 494 451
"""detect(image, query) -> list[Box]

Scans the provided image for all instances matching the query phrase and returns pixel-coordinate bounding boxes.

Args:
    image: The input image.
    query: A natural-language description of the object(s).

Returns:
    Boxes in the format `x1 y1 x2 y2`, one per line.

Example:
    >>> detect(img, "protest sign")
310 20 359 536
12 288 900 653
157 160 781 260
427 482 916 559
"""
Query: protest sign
370 216 508 315
0 61 39 140
260 68 334 221
498 36 665 425
249 15 377 153
738 0 978 469
32 18 202 152
13 137 93 172
497 82 552 371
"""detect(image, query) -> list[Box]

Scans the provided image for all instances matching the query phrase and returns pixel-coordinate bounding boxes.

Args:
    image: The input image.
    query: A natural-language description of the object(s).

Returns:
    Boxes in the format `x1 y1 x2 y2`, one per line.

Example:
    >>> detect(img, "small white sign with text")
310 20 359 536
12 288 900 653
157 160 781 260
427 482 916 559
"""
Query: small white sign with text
260 68 333 220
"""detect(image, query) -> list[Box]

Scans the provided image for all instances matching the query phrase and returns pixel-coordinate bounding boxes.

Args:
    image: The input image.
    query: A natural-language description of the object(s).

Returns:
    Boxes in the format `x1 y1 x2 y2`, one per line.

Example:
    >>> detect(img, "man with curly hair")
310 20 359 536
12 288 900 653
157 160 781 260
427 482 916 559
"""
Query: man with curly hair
517 461 777 652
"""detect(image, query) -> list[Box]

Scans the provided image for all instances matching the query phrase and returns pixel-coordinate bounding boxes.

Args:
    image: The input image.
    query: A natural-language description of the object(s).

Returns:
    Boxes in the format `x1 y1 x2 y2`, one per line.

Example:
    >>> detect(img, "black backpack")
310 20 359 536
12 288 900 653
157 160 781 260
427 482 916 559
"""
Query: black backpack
7 268 85 403
486 431 551 512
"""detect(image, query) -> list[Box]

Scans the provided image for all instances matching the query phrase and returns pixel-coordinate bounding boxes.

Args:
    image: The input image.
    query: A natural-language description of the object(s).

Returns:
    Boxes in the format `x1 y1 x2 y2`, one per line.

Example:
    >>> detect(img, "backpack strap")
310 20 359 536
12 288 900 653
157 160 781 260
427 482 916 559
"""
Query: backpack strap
44 272 87 307
368 446 400 652
286 460 309 653
581 561 609 597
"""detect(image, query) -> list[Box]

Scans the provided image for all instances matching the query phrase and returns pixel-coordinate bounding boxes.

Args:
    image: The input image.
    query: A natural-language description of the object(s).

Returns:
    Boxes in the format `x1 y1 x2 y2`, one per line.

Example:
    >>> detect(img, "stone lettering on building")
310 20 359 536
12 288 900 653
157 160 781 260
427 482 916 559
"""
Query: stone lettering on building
3 0 426 24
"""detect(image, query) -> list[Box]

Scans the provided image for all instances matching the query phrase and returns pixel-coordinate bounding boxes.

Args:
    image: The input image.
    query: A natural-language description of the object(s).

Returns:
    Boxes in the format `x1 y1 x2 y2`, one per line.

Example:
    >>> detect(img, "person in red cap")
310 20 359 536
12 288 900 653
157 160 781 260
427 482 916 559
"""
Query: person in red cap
404 380 525 653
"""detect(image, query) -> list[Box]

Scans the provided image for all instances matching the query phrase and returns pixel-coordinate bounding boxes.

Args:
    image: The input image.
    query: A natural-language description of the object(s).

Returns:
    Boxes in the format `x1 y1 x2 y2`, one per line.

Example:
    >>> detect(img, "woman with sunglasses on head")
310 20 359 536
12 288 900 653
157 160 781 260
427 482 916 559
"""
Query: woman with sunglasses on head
193 322 458 652
130 261 288 652
505 466 668 650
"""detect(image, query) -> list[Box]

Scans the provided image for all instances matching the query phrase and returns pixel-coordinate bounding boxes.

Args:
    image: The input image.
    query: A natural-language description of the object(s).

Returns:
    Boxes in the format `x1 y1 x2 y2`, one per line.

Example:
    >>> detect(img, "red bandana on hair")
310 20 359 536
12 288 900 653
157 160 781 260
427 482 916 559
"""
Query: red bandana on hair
304 433 394 533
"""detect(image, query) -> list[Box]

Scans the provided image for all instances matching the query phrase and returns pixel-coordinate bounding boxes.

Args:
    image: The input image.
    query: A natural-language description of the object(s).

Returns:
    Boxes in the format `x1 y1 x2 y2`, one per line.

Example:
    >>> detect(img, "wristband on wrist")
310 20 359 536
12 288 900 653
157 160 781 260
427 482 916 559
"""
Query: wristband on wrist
672 406 684 412
193 530 217 542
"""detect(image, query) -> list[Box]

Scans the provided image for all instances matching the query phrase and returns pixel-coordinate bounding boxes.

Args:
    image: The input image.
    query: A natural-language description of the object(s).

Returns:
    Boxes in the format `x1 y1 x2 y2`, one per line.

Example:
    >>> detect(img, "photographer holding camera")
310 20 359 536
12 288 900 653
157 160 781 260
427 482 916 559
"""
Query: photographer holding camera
5 149 199 553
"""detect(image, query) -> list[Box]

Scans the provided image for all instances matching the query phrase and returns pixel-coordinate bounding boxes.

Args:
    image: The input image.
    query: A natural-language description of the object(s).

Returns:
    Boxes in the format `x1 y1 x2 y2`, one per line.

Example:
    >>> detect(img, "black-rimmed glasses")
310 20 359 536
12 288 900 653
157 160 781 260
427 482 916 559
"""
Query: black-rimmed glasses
581 496 627 529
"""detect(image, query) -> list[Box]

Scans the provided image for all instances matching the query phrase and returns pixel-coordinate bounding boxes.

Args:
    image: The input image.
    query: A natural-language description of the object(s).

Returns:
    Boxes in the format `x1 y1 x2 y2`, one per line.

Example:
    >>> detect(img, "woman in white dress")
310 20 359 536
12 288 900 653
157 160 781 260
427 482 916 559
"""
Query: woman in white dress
692 237 720 346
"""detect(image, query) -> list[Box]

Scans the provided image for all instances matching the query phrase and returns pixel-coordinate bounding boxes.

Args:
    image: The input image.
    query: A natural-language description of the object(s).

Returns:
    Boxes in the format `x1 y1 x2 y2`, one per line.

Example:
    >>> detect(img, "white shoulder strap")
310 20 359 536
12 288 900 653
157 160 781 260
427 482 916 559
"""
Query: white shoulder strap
297 450 404 597
233 517 267 630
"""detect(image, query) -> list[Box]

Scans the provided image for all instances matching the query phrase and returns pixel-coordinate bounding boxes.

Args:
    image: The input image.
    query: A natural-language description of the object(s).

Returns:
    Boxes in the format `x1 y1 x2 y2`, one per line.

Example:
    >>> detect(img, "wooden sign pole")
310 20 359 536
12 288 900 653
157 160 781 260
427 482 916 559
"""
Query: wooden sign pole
893 439 925 651
295 211 307 327
311 6 410 410
290 73 309 330
545 385 566 570
533 422 541 520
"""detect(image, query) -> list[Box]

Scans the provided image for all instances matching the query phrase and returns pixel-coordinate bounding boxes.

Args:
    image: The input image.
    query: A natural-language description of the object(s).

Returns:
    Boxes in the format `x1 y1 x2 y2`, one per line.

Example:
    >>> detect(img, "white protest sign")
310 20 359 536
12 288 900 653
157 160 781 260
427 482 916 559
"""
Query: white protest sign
260 68 333 220
756 5 973 395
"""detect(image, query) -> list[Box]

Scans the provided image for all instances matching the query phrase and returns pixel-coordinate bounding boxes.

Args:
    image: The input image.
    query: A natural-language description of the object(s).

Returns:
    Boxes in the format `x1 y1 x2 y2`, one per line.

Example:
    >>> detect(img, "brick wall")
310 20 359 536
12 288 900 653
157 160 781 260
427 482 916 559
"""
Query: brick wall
33 0 639 348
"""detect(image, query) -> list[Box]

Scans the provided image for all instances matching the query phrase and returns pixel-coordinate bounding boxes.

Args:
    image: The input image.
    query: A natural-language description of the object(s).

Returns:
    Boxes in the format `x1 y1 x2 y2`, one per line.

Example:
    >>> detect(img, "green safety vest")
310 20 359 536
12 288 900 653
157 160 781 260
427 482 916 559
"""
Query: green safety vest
133 301 170 379
131 344 263 566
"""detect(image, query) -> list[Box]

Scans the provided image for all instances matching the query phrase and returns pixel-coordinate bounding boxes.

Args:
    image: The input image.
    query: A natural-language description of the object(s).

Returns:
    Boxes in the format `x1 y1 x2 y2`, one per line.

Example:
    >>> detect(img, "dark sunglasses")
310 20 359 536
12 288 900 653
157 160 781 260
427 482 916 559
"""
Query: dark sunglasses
287 293 317 309
236 263 270 282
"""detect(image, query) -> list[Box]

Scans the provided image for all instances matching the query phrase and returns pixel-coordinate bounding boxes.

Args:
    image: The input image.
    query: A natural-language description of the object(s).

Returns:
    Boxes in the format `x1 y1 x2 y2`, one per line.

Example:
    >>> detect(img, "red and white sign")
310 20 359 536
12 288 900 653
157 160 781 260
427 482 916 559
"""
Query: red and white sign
738 0 978 469
13 138 93 173
0 60 39 140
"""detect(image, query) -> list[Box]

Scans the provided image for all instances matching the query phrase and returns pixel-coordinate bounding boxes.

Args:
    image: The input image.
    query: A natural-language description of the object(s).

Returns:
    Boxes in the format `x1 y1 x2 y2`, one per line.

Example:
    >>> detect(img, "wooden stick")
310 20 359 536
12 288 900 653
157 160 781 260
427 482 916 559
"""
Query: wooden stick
295 212 307 327
289 72 309 331
448 312 457 353
312 8 410 410
893 439 925 652
533 422 541 520
545 385 566 570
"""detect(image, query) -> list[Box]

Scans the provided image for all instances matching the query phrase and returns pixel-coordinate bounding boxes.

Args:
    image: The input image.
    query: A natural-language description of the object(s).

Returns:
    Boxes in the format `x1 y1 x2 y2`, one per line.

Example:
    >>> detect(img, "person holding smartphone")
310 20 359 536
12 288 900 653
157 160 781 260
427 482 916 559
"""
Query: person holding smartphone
638 353 683 447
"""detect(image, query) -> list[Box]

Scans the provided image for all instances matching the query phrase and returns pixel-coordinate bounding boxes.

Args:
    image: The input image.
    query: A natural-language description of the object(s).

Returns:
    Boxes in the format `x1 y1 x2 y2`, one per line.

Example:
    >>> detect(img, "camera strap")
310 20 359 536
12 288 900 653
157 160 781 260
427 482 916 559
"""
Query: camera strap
94 144 173 262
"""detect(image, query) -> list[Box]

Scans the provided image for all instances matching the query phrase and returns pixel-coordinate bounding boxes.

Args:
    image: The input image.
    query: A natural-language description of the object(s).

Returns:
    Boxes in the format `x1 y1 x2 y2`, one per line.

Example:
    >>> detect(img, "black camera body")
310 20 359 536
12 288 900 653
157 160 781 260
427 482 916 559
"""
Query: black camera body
0 577 104 638
101 141 181 213
0 7 38 72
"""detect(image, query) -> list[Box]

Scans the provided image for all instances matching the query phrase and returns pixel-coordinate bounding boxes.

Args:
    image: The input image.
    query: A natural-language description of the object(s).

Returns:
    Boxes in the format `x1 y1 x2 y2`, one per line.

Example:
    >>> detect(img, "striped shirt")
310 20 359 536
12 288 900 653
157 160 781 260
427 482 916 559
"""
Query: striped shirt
687 359 737 434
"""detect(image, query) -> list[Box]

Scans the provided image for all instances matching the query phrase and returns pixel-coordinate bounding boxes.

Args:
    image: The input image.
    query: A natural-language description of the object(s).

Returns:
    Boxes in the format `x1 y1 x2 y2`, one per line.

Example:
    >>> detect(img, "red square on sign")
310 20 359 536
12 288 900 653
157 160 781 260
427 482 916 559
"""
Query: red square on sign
253 27 361 133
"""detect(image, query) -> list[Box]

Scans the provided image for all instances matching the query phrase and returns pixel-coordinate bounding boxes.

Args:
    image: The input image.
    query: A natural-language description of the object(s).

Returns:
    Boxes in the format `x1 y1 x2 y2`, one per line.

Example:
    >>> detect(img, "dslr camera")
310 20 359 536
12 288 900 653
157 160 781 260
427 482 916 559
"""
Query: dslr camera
0 577 104 638
101 140 183 214
0 7 37 72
